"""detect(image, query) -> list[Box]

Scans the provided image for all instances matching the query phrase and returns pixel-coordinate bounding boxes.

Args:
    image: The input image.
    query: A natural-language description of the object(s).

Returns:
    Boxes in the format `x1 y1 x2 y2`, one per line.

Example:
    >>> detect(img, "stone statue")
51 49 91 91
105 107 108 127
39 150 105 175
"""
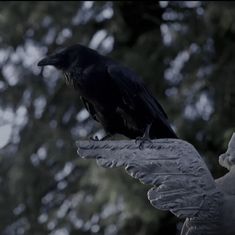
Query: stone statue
76 133 235 235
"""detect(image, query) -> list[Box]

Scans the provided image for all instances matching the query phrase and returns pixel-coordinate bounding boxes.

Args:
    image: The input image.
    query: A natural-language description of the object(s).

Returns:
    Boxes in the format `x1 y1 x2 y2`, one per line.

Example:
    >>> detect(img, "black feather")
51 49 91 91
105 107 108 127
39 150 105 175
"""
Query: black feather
38 44 177 139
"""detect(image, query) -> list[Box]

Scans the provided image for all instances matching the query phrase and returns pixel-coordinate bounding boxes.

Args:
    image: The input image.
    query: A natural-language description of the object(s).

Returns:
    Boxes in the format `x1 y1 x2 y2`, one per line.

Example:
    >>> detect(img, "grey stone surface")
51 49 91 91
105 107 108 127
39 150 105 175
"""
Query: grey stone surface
76 134 235 235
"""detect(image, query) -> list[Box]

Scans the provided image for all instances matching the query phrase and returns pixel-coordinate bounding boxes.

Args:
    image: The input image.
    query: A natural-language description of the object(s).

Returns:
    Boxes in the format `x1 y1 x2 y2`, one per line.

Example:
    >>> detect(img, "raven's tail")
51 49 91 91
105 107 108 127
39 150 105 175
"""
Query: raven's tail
149 118 178 139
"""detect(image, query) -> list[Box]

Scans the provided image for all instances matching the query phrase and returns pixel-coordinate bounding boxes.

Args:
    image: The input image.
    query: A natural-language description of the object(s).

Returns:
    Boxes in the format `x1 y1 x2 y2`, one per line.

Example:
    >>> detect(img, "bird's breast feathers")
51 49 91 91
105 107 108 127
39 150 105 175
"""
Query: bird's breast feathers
63 66 83 87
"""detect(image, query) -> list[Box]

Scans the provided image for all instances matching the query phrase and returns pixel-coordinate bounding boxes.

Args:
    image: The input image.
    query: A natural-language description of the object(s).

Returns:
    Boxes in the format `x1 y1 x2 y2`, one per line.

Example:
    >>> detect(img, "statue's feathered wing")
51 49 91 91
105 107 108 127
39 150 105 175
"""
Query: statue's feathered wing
77 139 223 235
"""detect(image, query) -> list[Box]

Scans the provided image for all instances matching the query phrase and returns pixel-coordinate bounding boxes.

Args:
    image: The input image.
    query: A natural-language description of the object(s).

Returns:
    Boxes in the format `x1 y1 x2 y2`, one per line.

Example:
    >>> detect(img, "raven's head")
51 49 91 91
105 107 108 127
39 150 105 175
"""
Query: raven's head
37 44 100 71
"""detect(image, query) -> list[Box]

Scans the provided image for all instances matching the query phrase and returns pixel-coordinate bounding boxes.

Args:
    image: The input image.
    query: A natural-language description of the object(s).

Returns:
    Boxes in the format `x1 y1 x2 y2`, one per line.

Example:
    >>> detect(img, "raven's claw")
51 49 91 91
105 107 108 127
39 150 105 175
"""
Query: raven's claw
135 124 152 149
90 134 112 141
135 136 153 150
90 135 100 141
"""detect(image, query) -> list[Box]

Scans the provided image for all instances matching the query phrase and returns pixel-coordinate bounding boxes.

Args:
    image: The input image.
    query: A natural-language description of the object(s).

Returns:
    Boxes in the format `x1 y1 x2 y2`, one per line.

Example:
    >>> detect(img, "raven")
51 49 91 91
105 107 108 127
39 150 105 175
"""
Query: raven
38 44 177 140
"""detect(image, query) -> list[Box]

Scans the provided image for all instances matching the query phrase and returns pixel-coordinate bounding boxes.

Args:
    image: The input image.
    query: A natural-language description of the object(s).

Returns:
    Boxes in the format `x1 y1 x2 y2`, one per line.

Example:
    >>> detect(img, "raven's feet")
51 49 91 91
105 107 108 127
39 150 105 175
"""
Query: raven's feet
135 136 152 150
135 124 152 150
90 134 112 141
90 135 100 141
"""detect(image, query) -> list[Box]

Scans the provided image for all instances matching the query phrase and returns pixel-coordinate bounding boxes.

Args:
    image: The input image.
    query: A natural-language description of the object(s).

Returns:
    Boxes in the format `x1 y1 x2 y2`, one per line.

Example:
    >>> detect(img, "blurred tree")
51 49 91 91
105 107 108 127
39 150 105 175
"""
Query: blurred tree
0 1 234 235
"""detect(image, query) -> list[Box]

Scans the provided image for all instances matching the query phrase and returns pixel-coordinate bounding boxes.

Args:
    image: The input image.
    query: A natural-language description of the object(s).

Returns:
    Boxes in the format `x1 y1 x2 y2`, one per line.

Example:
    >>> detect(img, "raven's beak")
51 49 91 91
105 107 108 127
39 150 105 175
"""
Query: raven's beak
37 55 60 67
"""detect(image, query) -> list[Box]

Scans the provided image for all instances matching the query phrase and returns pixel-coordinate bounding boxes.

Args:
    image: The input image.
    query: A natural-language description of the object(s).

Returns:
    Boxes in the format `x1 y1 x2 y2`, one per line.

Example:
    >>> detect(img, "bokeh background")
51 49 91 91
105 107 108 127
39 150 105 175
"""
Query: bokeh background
0 1 234 235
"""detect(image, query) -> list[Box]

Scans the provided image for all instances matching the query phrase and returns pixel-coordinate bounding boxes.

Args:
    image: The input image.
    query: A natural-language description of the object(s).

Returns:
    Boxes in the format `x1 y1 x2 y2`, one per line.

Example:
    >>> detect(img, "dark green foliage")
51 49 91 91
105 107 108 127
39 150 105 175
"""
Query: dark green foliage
0 1 234 234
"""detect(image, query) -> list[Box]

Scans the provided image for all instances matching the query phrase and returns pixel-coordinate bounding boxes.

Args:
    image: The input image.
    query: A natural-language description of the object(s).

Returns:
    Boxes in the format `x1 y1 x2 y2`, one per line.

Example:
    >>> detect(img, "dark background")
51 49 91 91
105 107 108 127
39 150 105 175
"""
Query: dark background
0 1 234 235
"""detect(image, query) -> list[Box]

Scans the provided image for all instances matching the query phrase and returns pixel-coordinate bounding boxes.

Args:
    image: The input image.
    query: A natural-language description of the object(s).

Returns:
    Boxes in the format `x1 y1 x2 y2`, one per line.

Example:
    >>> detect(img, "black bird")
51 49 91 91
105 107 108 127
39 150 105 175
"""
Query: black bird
38 44 177 140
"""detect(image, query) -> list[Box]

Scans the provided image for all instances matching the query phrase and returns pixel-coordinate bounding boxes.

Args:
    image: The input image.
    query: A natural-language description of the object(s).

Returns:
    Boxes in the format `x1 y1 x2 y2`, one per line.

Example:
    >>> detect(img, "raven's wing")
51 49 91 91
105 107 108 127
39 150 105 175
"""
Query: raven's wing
80 96 98 122
107 64 168 120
